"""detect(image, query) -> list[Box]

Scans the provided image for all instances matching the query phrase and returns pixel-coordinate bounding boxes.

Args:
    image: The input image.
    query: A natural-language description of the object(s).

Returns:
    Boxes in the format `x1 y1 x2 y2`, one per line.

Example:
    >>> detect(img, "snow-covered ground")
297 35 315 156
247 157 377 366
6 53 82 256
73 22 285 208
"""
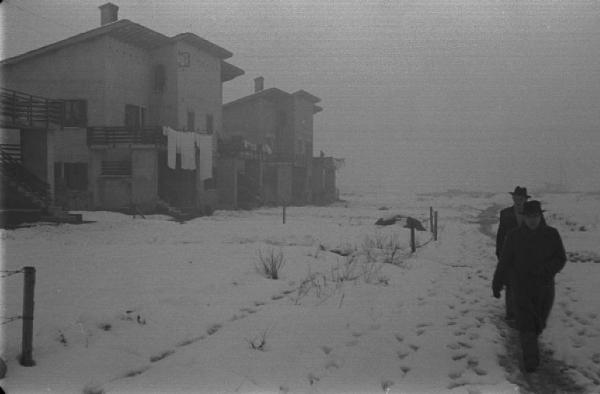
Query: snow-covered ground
1 191 599 393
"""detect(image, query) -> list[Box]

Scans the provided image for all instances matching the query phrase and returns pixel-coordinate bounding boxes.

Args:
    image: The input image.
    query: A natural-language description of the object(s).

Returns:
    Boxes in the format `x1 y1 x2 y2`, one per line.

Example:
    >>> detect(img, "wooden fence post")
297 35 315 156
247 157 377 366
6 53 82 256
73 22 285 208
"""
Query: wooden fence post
410 226 416 253
430 207 434 232
20 266 36 366
282 203 286 224
433 211 438 241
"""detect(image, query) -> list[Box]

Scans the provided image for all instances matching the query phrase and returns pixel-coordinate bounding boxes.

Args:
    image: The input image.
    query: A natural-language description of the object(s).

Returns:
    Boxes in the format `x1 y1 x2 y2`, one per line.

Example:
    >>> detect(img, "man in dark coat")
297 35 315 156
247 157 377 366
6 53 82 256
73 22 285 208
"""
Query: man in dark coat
492 200 566 372
495 186 530 322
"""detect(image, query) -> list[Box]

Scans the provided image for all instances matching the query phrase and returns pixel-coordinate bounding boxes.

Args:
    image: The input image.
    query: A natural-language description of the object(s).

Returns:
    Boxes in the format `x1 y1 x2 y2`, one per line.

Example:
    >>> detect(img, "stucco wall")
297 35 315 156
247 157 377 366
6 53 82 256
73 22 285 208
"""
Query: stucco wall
103 37 153 126
149 45 178 128
131 148 157 208
54 127 88 162
175 41 222 134
2 37 108 125
222 100 261 142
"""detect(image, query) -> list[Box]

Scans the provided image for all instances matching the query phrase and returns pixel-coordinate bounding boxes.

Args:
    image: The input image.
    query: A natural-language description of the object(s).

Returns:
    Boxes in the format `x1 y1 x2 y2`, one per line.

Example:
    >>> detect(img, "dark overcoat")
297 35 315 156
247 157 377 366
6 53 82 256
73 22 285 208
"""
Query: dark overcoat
496 207 521 259
493 223 566 334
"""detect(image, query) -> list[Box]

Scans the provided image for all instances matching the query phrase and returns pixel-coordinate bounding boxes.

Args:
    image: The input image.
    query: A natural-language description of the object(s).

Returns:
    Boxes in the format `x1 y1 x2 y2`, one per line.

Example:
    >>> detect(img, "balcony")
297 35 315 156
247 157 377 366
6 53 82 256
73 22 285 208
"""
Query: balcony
0 87 64 129
87 126 165 146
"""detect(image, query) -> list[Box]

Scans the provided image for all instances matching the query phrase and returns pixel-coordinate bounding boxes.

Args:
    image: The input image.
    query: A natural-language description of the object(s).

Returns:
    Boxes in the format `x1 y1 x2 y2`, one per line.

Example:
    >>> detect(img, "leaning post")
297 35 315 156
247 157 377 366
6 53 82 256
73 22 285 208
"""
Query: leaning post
433 211 439 241
429 207 434 232
410 225 416 253
20 266 36 366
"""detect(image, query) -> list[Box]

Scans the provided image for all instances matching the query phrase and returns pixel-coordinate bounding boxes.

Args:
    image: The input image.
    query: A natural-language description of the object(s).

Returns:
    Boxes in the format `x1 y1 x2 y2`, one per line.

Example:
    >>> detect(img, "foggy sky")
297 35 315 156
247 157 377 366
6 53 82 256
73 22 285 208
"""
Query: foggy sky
1 0 599 193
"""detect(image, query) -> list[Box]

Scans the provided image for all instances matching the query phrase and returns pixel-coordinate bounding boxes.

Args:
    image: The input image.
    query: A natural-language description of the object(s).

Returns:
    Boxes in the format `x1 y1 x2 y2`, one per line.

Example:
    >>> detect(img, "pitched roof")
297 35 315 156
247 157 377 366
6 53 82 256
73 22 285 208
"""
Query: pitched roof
221 62 245 82
171 33 232 59
0 19 169 66
223 87 291 108
292 90 321 104
1 19 236 66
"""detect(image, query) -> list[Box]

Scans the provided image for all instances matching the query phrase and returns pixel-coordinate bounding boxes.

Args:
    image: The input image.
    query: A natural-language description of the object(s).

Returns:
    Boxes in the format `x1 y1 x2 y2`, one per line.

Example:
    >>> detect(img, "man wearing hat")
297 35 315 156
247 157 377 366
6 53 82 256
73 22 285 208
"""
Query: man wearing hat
492 200 566 372
495 186 530 323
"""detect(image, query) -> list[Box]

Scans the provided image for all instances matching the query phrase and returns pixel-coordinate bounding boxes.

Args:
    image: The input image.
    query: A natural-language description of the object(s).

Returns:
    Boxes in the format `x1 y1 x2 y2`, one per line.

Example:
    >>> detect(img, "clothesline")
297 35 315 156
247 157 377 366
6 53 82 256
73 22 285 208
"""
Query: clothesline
162 127 213 179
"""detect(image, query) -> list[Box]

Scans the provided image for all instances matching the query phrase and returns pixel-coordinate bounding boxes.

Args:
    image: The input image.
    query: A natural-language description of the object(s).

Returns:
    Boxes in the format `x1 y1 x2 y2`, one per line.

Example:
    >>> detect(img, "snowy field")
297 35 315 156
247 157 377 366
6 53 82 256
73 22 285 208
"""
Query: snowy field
1 191 599 393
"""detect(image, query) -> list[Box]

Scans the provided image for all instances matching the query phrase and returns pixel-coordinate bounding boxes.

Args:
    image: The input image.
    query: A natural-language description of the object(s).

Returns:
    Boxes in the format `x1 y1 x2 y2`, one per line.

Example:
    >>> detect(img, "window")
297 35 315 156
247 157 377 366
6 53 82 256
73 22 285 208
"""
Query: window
55 162 88 190
124 105 145 129
154 64 166 92
101 160 132 176
63 100 87 127
206 114 214 135
187 110 195 132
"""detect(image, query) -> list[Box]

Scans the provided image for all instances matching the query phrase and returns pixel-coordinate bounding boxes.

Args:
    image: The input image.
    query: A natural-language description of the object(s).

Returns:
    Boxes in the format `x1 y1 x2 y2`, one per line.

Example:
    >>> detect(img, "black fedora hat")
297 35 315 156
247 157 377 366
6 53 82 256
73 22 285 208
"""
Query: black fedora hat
522 200 545 216
510 186 531 198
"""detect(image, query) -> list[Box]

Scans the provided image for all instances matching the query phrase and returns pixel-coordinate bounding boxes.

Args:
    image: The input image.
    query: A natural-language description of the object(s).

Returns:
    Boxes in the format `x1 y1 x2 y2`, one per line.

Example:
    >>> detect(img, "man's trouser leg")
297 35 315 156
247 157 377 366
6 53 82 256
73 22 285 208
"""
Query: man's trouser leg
505 283 516 320
519 331 540 372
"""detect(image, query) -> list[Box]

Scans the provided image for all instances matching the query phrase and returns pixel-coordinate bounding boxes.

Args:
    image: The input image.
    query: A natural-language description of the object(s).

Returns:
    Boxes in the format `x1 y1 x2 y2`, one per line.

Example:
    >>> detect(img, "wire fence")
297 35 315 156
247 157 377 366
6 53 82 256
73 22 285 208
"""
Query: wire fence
1 269 24 278
1 315 22 325
0 269 25 326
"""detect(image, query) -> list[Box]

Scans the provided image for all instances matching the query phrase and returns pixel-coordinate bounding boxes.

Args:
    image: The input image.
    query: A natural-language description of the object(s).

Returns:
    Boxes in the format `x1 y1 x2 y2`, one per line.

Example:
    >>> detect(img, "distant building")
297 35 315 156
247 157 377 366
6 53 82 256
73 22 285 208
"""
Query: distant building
1 2 243 214
222 78 322 207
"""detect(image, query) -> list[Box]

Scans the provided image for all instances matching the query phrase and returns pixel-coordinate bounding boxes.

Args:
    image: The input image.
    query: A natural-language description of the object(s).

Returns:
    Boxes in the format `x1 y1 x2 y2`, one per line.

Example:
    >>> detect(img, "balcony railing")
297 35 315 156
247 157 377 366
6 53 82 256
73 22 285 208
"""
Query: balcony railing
87 127 165 146
0 87 64 128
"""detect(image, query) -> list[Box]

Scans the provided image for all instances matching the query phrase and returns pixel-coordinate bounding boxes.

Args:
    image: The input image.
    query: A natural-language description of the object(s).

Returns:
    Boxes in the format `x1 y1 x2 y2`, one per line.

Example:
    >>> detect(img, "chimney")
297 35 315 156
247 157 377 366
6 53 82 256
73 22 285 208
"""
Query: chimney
254 76 264 93
99 3 119 26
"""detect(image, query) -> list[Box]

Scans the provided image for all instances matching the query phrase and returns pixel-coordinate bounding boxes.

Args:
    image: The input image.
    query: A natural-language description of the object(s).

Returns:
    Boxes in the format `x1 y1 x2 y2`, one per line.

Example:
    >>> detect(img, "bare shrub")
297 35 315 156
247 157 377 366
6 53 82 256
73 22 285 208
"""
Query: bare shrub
246 328 270 351
362 232 406 266
256 248 286 279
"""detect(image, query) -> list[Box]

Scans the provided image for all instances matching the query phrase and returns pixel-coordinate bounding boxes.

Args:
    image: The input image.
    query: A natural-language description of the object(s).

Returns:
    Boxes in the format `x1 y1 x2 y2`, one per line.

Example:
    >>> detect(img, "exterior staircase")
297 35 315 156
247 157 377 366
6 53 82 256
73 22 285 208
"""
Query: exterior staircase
0 145 81 227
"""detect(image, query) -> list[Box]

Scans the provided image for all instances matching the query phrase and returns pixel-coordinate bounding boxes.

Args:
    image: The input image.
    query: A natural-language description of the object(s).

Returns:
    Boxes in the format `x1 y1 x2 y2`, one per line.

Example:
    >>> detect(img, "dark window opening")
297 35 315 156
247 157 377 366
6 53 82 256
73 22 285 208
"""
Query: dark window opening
187 110 195 132
55 162 88 190
124 104 145 129
63 100 87 127
154 64 166 92
206 114 213 135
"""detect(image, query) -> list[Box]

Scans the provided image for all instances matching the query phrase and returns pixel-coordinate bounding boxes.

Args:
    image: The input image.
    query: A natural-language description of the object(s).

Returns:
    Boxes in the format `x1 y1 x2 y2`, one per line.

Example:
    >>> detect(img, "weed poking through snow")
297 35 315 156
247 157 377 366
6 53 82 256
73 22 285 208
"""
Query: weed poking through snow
246 328 271 351
256 247 286 279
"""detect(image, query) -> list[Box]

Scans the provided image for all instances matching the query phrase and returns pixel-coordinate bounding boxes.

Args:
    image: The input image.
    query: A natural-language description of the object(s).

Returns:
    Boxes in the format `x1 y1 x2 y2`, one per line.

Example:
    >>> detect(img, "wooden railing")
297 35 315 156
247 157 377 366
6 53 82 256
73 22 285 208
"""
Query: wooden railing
0 87 63 128
87 127 165 146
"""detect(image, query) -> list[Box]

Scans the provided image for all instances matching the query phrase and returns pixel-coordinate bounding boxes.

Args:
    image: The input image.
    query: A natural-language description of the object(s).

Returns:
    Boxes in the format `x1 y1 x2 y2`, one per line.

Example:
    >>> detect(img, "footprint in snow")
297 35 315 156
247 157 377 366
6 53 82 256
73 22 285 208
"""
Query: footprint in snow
397 350 410 360
321 345 333 355
207 323 222 336
346 339 359 347
409 344 420 352
325 359 341 371
149 349 175 363
451 352 468 361
394 334 404 343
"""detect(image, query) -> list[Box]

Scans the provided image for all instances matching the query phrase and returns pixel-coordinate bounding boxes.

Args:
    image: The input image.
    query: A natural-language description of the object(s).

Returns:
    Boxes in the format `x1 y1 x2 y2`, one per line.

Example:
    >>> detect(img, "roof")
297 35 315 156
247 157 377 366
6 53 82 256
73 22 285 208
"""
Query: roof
0 20 170 66
223 87 292 108
171 33 232 59
292 89 321 104
1 19 237 68
221 61 245 82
